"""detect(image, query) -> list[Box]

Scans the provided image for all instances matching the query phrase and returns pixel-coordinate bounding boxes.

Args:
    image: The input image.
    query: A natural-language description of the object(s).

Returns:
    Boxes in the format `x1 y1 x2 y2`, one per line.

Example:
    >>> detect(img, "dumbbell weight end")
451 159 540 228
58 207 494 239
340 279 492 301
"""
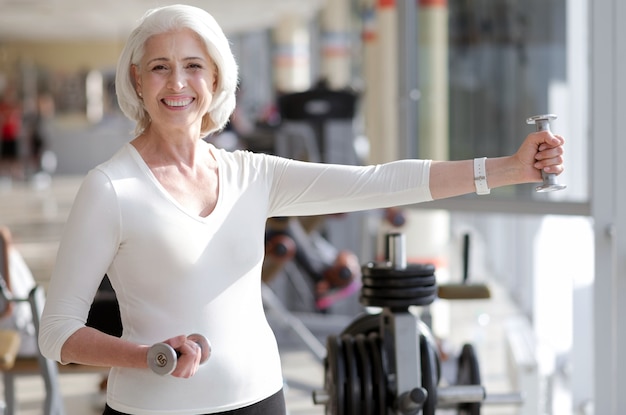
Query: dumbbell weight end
147 333 211 376
187 333 211 364
536 170 567 192
147 342 178 376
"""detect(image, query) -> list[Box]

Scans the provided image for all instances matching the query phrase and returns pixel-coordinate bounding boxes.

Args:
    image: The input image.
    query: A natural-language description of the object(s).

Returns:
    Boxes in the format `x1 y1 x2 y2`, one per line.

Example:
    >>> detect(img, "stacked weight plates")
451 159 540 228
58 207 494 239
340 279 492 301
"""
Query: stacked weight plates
322 312 442 415
360 262 437 308
323 332 389 415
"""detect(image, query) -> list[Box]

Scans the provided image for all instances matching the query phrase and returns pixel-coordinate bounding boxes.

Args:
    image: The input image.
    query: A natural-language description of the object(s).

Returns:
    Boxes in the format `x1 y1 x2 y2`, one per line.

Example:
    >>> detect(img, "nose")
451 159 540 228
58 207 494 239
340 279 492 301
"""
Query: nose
167 67 185 91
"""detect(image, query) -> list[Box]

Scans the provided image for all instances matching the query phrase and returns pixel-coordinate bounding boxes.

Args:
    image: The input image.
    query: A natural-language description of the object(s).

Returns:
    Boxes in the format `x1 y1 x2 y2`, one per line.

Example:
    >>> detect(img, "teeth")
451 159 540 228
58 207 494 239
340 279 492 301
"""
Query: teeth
163 98 193 107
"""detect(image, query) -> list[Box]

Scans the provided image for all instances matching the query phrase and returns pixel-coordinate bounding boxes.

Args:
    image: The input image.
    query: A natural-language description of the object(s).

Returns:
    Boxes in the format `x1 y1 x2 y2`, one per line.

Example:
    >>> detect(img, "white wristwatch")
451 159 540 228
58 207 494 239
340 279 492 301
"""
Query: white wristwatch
473 157 490 195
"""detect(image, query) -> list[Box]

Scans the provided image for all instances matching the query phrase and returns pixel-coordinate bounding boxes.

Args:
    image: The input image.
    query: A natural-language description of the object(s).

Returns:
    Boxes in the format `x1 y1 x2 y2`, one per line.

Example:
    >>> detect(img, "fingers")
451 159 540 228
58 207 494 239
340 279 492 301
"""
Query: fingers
516 131 565 182
163 335 203 378
533 133 565 175
537 133 565 151
172 339 202 378
164 334 188 349
536 157 564 174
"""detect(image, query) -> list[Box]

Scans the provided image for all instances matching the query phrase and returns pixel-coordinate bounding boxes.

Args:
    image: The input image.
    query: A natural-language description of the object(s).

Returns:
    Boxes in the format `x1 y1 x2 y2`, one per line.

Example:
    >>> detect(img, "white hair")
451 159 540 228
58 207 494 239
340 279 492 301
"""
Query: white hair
115 4 239 137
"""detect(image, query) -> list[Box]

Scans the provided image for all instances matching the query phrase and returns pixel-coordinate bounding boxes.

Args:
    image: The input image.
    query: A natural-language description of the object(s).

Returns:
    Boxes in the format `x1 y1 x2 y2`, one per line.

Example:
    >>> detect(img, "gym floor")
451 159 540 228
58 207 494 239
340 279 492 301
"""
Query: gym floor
1 175 546 415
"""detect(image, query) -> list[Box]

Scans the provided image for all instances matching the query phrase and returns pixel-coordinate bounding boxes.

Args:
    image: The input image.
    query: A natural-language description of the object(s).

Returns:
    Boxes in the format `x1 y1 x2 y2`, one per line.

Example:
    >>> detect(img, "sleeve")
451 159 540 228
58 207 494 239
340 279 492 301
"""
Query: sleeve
38 169 121 363
266 155 433 218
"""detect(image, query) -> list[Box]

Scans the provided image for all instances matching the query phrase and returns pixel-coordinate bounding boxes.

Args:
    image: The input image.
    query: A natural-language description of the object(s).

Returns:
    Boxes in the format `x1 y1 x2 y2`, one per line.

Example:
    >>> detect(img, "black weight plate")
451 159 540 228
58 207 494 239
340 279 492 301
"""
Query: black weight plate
341 335 361 415
377 332 393 406
367 332 387 415
457 343 482 415
341 312 381 337
361 285 437 299
354 334 374 415
362 273 437 288
360 292 437 308
418 320 441 383
326 335 345 415
420 334 438 415
362 262 436 278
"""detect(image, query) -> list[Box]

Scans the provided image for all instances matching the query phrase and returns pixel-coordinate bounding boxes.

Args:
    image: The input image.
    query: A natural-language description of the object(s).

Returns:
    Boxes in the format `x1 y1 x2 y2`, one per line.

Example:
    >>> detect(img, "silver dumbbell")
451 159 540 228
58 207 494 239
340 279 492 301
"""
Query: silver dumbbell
147 333 211 375
526 114 566 192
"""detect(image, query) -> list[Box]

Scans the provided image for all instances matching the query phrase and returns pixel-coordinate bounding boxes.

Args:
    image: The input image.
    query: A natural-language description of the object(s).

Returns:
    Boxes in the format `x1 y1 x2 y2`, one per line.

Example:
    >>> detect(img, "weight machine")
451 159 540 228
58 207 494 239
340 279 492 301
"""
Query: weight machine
313 233 525 414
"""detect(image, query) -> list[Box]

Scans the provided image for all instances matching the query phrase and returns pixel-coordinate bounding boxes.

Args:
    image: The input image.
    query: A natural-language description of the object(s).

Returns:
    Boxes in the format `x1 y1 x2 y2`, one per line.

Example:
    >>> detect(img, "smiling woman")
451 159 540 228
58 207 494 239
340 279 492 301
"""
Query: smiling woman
131 29 219 137
115 7 238 138
37 4 564 415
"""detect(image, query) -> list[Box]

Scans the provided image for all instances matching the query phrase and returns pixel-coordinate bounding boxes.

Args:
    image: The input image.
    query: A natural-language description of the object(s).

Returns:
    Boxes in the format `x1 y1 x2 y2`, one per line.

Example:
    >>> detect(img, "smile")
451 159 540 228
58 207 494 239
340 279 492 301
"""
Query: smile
162 97 194 107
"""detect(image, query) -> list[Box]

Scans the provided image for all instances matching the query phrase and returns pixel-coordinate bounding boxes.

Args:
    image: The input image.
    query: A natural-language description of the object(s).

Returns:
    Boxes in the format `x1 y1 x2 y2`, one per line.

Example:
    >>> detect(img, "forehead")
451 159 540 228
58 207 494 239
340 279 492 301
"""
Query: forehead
142 28 209 60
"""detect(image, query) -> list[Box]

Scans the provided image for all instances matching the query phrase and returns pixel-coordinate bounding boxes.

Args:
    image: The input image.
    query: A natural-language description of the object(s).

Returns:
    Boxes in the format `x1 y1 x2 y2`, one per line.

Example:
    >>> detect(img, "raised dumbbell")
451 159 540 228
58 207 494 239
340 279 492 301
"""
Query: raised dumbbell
147 333 211 375
526 114 566 192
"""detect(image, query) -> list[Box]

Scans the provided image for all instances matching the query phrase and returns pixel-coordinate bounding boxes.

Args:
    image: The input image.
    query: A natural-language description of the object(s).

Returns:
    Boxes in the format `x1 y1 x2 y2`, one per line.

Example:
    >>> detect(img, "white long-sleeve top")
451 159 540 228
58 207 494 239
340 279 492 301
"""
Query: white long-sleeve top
39 143 432 414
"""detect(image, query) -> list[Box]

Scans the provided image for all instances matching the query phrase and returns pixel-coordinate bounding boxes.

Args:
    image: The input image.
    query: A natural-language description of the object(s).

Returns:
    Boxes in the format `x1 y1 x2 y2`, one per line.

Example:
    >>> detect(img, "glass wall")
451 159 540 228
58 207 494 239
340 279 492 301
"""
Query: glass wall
443 2 592 412
446 0 587 205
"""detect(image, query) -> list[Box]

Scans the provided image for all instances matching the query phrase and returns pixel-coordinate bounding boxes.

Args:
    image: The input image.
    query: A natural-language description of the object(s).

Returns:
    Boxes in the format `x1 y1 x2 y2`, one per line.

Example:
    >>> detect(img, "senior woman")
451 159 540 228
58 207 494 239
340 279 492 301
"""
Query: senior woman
39 4 565 415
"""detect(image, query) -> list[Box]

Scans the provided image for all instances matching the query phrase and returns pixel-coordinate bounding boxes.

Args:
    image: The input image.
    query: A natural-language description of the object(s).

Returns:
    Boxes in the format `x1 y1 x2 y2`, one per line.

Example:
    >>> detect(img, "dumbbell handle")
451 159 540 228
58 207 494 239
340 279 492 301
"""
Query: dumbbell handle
147 333 211 376
526 114 566 192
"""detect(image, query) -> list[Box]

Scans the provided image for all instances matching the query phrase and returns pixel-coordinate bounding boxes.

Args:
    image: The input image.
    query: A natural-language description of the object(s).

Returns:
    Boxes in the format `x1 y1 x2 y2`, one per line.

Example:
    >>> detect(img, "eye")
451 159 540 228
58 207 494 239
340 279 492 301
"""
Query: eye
186 62 203 70
151 64 168 72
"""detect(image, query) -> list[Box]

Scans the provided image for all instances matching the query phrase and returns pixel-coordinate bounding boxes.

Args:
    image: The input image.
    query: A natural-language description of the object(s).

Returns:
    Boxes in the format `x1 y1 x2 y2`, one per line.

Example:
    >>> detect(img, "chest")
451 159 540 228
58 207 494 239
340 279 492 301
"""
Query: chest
153 165 219 218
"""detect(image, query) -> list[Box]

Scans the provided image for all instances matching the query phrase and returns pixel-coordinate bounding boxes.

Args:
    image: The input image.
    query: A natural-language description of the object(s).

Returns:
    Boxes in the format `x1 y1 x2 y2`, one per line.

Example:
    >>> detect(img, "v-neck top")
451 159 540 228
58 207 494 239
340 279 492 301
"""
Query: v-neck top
126 143 222 221
39 143 432 414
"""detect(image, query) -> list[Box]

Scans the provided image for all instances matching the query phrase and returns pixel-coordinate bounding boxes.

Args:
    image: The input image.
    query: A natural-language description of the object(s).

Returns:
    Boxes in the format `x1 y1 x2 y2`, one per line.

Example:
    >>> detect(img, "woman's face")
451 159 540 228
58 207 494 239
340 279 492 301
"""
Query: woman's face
133 28 217 133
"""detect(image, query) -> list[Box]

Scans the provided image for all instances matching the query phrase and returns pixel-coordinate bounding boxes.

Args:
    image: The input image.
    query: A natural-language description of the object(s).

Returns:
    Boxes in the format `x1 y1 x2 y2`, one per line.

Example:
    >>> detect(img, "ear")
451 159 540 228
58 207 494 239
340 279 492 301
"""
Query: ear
211 62 219 93
131 64 142 95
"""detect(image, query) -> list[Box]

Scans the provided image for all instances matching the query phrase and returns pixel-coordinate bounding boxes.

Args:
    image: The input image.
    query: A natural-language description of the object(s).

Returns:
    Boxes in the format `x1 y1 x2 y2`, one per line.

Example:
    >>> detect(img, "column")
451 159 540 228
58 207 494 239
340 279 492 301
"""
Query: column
417 0 448 161
272 15 311 93
320 0 352 89
371 0 399 165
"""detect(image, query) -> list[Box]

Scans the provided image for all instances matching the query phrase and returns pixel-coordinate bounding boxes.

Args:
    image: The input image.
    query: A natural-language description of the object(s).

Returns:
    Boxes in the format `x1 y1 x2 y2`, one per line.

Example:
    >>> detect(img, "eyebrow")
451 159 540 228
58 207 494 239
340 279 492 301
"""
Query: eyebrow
146 56 207 65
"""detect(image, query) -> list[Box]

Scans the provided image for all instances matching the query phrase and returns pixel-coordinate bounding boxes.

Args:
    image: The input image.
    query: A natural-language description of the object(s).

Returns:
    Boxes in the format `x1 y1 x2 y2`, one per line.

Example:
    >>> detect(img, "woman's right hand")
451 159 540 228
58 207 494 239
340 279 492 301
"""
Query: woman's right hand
159 334 204 378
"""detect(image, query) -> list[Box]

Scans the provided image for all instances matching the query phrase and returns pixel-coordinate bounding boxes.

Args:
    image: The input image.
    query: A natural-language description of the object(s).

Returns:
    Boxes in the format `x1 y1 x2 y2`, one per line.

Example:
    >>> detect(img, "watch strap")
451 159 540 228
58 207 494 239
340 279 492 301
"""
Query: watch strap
473 157 490 195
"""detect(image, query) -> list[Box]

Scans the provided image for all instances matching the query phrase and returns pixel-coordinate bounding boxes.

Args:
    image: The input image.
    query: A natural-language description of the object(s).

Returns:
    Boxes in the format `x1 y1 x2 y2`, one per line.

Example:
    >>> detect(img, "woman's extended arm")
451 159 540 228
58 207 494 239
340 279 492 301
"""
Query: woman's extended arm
429 130 564 200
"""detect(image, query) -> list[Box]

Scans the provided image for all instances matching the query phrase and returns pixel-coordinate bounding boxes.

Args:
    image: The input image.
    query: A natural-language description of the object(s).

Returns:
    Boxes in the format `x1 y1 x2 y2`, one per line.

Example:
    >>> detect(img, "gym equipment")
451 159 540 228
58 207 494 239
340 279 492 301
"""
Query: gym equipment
0 281 66 415
276 78 359 166
313 233 524 414
0 225 66 415
384 207 407 228
263 216 361 310
261 216 359 363
526 114 566 192
262 217 298 283
437 233 491 300
147 334 211 376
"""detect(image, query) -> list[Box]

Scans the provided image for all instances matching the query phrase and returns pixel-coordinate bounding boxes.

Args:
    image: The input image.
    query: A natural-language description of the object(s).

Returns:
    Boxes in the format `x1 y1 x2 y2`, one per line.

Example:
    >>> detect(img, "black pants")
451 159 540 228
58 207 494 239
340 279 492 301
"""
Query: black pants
102 389 286 415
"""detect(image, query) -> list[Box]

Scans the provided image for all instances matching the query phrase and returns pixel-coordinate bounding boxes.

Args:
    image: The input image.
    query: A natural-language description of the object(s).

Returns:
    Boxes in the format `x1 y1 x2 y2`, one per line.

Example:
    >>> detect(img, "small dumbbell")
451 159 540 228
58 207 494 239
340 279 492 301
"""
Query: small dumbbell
526 114 566 192
147 333 211 375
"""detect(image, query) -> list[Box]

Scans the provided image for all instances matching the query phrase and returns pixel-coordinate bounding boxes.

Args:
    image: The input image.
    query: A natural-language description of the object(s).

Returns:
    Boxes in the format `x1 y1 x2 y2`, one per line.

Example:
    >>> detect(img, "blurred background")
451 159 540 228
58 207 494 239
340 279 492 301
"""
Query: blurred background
0 0 622 414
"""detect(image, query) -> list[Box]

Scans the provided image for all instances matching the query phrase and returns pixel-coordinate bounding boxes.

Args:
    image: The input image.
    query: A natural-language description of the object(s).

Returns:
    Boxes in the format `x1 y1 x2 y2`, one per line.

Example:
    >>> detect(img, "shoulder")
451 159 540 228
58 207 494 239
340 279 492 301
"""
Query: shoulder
212 146 284 175
83 143 149 191
79 144 139 196
95 143 133 171
212 146 269 163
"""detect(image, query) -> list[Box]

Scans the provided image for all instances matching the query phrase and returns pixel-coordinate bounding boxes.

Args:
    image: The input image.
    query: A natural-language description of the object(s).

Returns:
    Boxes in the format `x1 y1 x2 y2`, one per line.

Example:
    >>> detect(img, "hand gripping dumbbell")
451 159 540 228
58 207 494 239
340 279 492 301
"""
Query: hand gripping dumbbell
147 333 211 375
526 114 566 192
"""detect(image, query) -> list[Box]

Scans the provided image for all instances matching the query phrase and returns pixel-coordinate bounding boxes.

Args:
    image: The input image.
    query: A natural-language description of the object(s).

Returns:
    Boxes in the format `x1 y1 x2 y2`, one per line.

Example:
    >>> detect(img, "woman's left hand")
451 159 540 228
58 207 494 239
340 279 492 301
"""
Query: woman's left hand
515 130 565 183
